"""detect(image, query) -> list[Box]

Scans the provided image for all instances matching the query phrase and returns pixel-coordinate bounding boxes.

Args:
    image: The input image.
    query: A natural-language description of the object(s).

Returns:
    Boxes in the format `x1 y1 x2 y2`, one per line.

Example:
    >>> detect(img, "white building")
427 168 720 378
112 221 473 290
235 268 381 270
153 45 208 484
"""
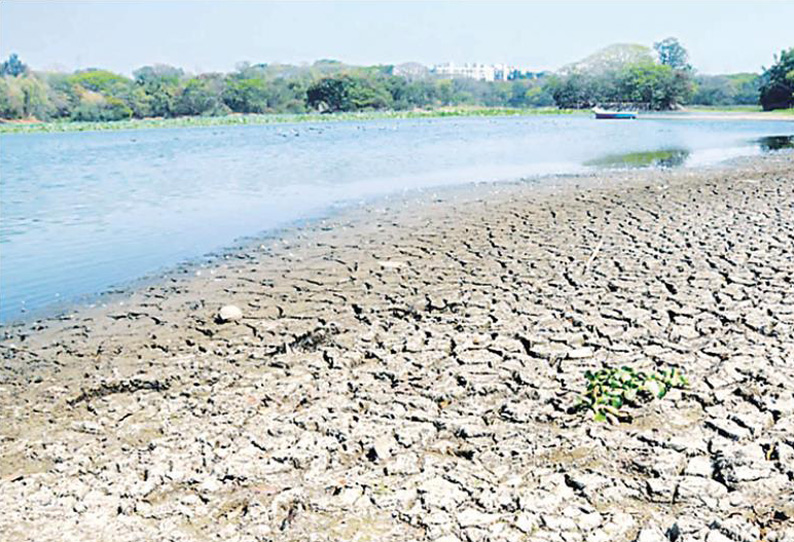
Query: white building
431 63 544 82
432 63 497 82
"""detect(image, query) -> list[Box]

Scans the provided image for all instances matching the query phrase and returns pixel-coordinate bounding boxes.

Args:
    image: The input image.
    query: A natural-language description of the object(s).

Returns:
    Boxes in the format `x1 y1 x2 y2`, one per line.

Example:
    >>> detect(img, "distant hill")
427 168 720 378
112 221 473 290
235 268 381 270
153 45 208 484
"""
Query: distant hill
563 43 655 74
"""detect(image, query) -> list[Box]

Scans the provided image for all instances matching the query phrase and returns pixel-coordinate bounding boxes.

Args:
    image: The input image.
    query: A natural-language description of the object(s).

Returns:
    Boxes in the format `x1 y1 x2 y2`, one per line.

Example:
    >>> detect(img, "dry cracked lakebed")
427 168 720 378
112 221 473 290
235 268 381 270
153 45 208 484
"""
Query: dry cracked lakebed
1 153 794 542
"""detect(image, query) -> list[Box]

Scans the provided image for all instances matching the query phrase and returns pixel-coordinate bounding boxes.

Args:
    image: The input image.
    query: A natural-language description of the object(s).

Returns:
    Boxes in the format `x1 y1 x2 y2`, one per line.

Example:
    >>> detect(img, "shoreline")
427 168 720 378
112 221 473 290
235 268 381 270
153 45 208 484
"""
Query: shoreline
2 153 794 541
0 155 769 328
8 113 794 324
0 169 562 327
0 107 584 135
646 110 794 122
2 106 792 136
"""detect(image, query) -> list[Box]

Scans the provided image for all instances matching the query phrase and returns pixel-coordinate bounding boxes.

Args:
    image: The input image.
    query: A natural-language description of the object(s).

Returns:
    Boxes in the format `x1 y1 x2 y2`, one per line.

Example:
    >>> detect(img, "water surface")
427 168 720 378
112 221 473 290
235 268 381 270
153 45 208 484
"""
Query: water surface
1 115 792 321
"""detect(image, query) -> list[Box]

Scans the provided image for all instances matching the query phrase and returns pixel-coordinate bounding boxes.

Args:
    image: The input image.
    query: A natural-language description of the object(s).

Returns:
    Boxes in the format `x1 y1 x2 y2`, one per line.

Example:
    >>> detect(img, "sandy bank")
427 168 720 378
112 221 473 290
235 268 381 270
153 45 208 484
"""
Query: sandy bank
2 154 794 542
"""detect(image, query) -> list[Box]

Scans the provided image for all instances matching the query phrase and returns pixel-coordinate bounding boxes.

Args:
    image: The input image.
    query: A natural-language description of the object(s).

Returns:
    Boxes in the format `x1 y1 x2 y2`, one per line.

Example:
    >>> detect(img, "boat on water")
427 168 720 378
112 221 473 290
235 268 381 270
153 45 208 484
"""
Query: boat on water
593 107 638 120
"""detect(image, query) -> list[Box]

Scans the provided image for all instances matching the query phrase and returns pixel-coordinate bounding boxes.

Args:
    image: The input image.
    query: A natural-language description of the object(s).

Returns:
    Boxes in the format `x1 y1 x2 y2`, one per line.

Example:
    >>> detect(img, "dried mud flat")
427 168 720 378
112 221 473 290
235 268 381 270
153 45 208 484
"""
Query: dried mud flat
2 154 794 542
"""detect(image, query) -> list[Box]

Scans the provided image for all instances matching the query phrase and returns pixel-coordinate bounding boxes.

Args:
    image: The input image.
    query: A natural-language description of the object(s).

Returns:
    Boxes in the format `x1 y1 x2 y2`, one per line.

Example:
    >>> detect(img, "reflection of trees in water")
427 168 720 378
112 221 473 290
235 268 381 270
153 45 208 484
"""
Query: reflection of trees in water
586 148 690 169
758 136 794 152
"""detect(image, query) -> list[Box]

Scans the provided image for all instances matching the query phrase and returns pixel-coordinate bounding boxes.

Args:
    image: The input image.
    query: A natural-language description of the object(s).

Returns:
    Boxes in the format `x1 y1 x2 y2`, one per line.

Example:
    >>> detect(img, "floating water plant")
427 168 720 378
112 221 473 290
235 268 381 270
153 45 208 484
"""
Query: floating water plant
0 108 583 135
575 365 688 423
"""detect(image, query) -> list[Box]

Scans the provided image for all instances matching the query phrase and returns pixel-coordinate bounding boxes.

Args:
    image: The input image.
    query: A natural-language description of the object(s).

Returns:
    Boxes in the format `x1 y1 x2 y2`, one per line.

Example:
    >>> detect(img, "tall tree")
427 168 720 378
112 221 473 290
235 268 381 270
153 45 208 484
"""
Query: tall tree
759 48 794 111
654 38 691 70
133 65 184 117
306 76 354 112
0 53 28 77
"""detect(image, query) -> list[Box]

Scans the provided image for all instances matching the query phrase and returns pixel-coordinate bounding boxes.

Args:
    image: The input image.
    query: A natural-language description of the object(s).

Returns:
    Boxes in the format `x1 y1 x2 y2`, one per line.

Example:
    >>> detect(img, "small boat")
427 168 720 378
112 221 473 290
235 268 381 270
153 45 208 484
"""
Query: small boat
593 107 637 120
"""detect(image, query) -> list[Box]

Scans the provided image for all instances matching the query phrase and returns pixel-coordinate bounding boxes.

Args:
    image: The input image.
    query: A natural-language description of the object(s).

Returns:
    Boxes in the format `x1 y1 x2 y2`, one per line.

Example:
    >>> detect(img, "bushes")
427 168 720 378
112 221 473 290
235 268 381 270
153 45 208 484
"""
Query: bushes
0 75 52 119
175 78 228 116
692 74 759 106
544 41 696 110
760 48 794 111
306 75 394 112
547 61 694 110
0 77 25 118
71 96 132 122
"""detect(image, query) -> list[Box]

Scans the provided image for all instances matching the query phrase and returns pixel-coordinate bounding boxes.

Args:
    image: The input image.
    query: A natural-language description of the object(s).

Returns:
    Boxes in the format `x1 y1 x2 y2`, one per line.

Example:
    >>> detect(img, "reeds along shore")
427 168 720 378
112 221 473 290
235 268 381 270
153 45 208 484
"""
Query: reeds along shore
2 154 794 542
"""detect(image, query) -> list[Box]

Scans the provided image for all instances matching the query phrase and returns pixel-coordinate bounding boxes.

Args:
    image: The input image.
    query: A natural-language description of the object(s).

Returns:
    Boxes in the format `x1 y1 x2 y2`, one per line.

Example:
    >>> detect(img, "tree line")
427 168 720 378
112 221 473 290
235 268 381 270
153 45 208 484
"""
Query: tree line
1 40 792 122
0 57 554 122
545 40 695 110
544 39 792 111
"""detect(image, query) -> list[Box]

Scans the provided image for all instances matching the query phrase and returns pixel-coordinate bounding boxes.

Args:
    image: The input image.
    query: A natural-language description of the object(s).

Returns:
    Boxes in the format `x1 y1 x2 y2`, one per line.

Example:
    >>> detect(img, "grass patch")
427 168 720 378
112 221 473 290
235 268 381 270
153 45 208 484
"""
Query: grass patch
0 107 584 135
684 105 794 116
575 365 688 423
685 105 762 113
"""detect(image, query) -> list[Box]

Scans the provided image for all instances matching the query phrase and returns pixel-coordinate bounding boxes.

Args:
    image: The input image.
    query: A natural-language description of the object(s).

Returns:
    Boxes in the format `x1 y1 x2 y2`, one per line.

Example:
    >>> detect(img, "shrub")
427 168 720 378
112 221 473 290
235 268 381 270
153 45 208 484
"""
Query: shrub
575 365 688 423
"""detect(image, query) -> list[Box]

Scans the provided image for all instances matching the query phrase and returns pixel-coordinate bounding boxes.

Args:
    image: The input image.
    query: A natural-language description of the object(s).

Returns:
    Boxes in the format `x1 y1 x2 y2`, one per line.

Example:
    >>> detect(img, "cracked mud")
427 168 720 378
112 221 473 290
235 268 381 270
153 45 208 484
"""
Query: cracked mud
1 154 793 542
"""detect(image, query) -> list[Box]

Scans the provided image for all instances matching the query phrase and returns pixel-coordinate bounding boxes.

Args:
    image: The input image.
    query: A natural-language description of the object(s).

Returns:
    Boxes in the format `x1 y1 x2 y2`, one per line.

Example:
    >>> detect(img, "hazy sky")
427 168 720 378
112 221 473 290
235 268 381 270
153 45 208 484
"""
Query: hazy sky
1 1 792 75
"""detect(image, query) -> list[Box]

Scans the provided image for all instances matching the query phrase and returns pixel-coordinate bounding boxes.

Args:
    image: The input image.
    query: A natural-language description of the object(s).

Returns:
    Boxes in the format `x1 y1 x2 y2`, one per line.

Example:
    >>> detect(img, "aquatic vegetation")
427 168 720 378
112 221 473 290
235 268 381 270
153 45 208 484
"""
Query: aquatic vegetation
585 148 690 169
575 365 688 423
0 107 582 135
758 135 794 152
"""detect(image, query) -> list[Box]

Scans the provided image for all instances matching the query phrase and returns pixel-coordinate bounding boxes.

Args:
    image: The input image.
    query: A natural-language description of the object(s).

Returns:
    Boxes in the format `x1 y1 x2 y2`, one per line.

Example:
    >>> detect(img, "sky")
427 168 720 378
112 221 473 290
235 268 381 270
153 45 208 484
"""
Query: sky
1 1 792 76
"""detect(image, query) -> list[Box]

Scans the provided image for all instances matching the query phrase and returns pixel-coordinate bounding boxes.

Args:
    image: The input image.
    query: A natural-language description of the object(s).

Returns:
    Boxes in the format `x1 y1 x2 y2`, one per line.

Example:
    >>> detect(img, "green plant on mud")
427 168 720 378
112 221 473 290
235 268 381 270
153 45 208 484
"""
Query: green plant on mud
575 365 688 423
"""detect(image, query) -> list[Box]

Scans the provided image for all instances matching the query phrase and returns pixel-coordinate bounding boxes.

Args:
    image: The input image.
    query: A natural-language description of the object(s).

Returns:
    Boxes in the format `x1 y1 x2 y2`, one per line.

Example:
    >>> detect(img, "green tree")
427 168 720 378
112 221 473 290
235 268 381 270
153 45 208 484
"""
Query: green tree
729 74 761 104
403 80 437 108
133 65 184 117
222 77 269 113
71 94 133 121
0 77 25 118
654 38 691 70
617 64 692 109
267 78 308 113
759 48 794 110
1 53 28 77
522 84 555 107
67 69 132 94
61 69 146 119
0 75 54 119
306 76 353 112
176 77 226 116
546 72 600 108
18 76 52 118
548 40 693 109
434 79 455 106
349 77 393 110
692 75 733 105
692 73 760 106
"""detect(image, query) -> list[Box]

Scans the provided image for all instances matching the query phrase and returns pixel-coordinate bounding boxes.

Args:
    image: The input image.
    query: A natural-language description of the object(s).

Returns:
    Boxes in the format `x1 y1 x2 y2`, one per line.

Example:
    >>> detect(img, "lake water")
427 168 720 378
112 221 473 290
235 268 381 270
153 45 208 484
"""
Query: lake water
1 115 792 322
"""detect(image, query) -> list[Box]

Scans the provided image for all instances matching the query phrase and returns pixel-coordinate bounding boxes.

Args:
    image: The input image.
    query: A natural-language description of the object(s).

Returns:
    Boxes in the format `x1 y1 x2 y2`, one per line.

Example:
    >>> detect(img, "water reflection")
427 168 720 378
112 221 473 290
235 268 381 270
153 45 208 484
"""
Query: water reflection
757 135 794 152
585 148 691 169
3 116 794 322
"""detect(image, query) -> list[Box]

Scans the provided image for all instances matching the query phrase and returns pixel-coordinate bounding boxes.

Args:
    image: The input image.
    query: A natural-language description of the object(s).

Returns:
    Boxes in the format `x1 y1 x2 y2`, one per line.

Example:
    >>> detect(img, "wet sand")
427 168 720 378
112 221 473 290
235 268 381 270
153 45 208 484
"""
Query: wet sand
1 154 794 542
